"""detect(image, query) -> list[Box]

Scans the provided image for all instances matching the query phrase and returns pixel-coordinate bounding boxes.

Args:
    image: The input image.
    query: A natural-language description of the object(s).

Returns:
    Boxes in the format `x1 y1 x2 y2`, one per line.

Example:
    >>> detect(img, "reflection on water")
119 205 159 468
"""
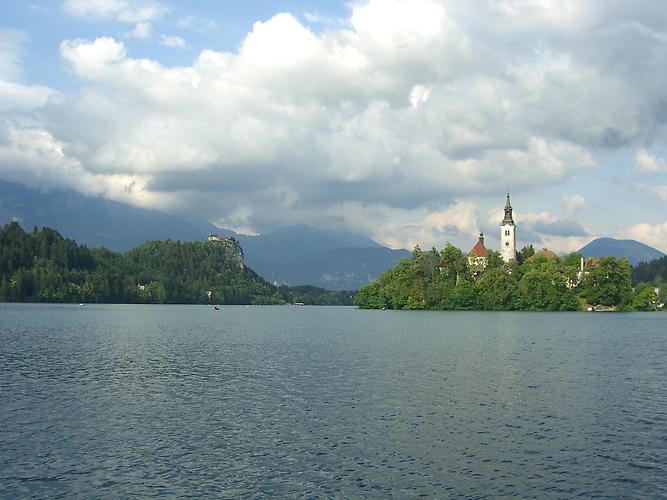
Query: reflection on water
1 304 666 497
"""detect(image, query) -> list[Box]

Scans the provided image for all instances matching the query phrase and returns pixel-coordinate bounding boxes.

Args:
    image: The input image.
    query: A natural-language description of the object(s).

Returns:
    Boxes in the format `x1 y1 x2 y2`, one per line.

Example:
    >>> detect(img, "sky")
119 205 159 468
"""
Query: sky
1 0 667 254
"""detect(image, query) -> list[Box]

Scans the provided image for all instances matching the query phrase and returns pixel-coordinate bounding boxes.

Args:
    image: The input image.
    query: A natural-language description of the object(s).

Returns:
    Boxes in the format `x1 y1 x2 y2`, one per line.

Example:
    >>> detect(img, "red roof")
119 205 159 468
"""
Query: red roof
468 239 487 257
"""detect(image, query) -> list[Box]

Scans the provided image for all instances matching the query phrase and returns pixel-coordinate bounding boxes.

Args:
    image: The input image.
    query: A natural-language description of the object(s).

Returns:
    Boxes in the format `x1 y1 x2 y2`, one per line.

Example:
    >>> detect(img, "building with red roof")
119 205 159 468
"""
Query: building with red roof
467 232 488 272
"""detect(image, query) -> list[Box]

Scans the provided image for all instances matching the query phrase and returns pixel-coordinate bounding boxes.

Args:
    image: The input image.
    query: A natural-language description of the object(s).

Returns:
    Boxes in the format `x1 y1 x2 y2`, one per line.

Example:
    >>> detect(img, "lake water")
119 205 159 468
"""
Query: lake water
1 304 666 498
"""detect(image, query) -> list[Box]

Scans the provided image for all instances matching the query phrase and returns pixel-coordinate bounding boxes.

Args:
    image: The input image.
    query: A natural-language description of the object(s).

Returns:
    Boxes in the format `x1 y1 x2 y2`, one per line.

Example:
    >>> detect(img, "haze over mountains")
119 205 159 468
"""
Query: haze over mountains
0 180 216 250
215 225 410 290
3 179 665 287
0 180 409 290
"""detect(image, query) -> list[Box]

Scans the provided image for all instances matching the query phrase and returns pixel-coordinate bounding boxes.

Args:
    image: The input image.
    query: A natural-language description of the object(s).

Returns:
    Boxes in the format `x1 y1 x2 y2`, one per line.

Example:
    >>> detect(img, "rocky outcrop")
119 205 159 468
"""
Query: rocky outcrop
208 234 244 269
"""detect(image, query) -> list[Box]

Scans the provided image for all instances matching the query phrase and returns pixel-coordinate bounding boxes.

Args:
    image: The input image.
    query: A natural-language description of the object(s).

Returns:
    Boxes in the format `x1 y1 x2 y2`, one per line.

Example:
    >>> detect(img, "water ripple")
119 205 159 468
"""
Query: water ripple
1 304 666 497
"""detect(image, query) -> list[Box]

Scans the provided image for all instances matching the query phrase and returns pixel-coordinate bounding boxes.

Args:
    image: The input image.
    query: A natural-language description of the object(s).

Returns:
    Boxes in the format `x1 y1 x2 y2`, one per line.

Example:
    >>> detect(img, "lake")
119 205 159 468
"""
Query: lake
1 304 666 497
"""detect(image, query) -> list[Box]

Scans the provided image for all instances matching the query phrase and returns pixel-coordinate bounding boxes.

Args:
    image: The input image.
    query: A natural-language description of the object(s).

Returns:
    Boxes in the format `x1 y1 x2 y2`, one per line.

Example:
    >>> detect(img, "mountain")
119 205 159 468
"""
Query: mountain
0 180 407 289
0 179 215 251
577 237 665 266
212 225 407 290
251 246 412 290
217 225 380 264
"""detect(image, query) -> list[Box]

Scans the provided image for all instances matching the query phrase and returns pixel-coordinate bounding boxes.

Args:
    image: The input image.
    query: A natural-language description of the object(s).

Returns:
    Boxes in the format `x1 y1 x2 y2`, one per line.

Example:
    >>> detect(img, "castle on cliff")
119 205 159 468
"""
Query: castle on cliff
207 234 245 269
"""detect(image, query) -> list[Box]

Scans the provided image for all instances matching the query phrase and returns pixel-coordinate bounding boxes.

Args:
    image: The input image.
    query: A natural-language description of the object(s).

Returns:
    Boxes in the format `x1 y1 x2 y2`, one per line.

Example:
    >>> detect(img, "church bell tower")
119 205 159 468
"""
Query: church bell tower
500 193 516 262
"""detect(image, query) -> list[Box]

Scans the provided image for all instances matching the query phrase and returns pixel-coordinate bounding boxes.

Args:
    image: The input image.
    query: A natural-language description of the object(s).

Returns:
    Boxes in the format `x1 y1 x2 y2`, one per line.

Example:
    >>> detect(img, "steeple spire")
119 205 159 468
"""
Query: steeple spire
502 192 514 225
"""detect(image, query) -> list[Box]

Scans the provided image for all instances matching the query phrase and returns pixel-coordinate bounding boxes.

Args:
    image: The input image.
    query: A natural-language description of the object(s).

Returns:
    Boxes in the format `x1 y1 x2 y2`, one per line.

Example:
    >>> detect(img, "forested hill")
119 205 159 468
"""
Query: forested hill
633 255 667 285
0 222 353 305
355 245 662 312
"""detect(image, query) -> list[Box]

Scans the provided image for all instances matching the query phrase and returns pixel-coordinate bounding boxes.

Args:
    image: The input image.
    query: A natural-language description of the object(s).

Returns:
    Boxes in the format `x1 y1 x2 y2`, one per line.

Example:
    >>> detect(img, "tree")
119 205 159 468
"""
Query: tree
452 279 477 309
476 267 523 310
632 283 658 311
519 267 579 311
517 244 535 263
581 257 633 308
484 250 504 271
439 244 467 281
633 255 667 285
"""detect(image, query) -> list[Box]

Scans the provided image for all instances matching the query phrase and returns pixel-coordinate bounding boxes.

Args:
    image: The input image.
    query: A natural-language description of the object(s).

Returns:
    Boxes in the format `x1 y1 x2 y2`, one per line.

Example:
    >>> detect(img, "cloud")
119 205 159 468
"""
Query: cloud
488 208 590 253
0 29 29 81
636 148 667 173
303 12 345 27
535 235 593 255
532 219 588 237
0 81 55 111
125 22 153 39
0 117 182 210
159 35 187 49
63 0 168 23
0 29 56 111
319 200 480 250
60 37 127 78
562 194 586 217
636 182 667 202
177 16 217 32
619 221 667 253
2 0 667 248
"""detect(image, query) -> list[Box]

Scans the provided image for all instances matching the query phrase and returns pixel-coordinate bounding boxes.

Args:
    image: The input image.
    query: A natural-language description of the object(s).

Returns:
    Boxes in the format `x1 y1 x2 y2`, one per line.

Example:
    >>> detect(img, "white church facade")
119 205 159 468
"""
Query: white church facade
467 193 517 267
500 193 516 262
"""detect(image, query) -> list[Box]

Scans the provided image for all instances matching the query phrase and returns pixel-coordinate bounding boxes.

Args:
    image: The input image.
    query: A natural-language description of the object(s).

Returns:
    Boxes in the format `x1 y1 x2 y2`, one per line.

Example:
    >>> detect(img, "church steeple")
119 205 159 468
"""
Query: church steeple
500 193 516 262
502 192 514 225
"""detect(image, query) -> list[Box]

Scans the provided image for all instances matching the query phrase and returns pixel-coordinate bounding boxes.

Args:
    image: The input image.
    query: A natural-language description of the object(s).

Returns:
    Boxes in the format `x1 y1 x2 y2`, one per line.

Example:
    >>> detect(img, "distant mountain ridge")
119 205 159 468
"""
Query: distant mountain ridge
0 179 216 251
216 225 404 290
577 237 665 266
0 179 407 290
250 246 412 290
215 225 381 264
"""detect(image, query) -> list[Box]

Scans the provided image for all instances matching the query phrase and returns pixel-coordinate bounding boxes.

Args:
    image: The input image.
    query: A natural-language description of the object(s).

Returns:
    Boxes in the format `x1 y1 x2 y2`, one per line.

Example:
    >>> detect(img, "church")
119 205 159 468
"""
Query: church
467 193 516 268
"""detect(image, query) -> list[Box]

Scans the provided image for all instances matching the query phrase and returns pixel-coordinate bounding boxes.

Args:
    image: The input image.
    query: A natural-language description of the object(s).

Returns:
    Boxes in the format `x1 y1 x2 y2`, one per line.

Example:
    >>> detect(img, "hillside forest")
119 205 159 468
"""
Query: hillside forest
0 222 353 305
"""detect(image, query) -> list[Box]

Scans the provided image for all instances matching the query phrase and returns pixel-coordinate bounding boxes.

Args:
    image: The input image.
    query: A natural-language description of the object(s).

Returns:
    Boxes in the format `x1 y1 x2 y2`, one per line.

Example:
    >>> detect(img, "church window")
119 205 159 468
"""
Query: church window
505 242 509 246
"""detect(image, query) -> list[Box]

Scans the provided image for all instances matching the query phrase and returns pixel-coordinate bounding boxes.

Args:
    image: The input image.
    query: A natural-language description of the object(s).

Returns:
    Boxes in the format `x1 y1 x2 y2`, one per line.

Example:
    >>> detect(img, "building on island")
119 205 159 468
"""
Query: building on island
467 193 517 269
467 232 488 273
525 248 559 262
500 193 516 262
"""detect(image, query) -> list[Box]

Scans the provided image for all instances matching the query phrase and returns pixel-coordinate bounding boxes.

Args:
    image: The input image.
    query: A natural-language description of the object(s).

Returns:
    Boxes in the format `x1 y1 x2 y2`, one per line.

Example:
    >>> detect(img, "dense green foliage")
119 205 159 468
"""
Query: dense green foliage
631 255 666 306
0 222 354 305
355 244 648 311
633 255 667 286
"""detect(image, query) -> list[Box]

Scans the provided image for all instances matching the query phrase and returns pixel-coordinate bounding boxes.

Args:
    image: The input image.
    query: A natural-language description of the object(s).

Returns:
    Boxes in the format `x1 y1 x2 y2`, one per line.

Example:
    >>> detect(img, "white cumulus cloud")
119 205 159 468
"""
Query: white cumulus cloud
1 1 667 248
619 221 667 253
636 148 667 173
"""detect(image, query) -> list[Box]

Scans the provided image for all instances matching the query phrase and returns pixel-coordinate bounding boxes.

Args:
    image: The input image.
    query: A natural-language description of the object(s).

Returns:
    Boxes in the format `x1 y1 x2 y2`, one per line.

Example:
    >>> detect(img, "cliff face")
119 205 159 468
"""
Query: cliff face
209 236 244 269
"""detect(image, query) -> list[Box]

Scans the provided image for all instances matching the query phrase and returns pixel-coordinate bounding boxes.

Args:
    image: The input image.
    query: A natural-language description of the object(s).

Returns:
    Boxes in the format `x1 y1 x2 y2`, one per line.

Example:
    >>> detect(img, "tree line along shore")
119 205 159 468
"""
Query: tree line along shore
1 221 665 311
355 244 665 312
0 222 353 306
